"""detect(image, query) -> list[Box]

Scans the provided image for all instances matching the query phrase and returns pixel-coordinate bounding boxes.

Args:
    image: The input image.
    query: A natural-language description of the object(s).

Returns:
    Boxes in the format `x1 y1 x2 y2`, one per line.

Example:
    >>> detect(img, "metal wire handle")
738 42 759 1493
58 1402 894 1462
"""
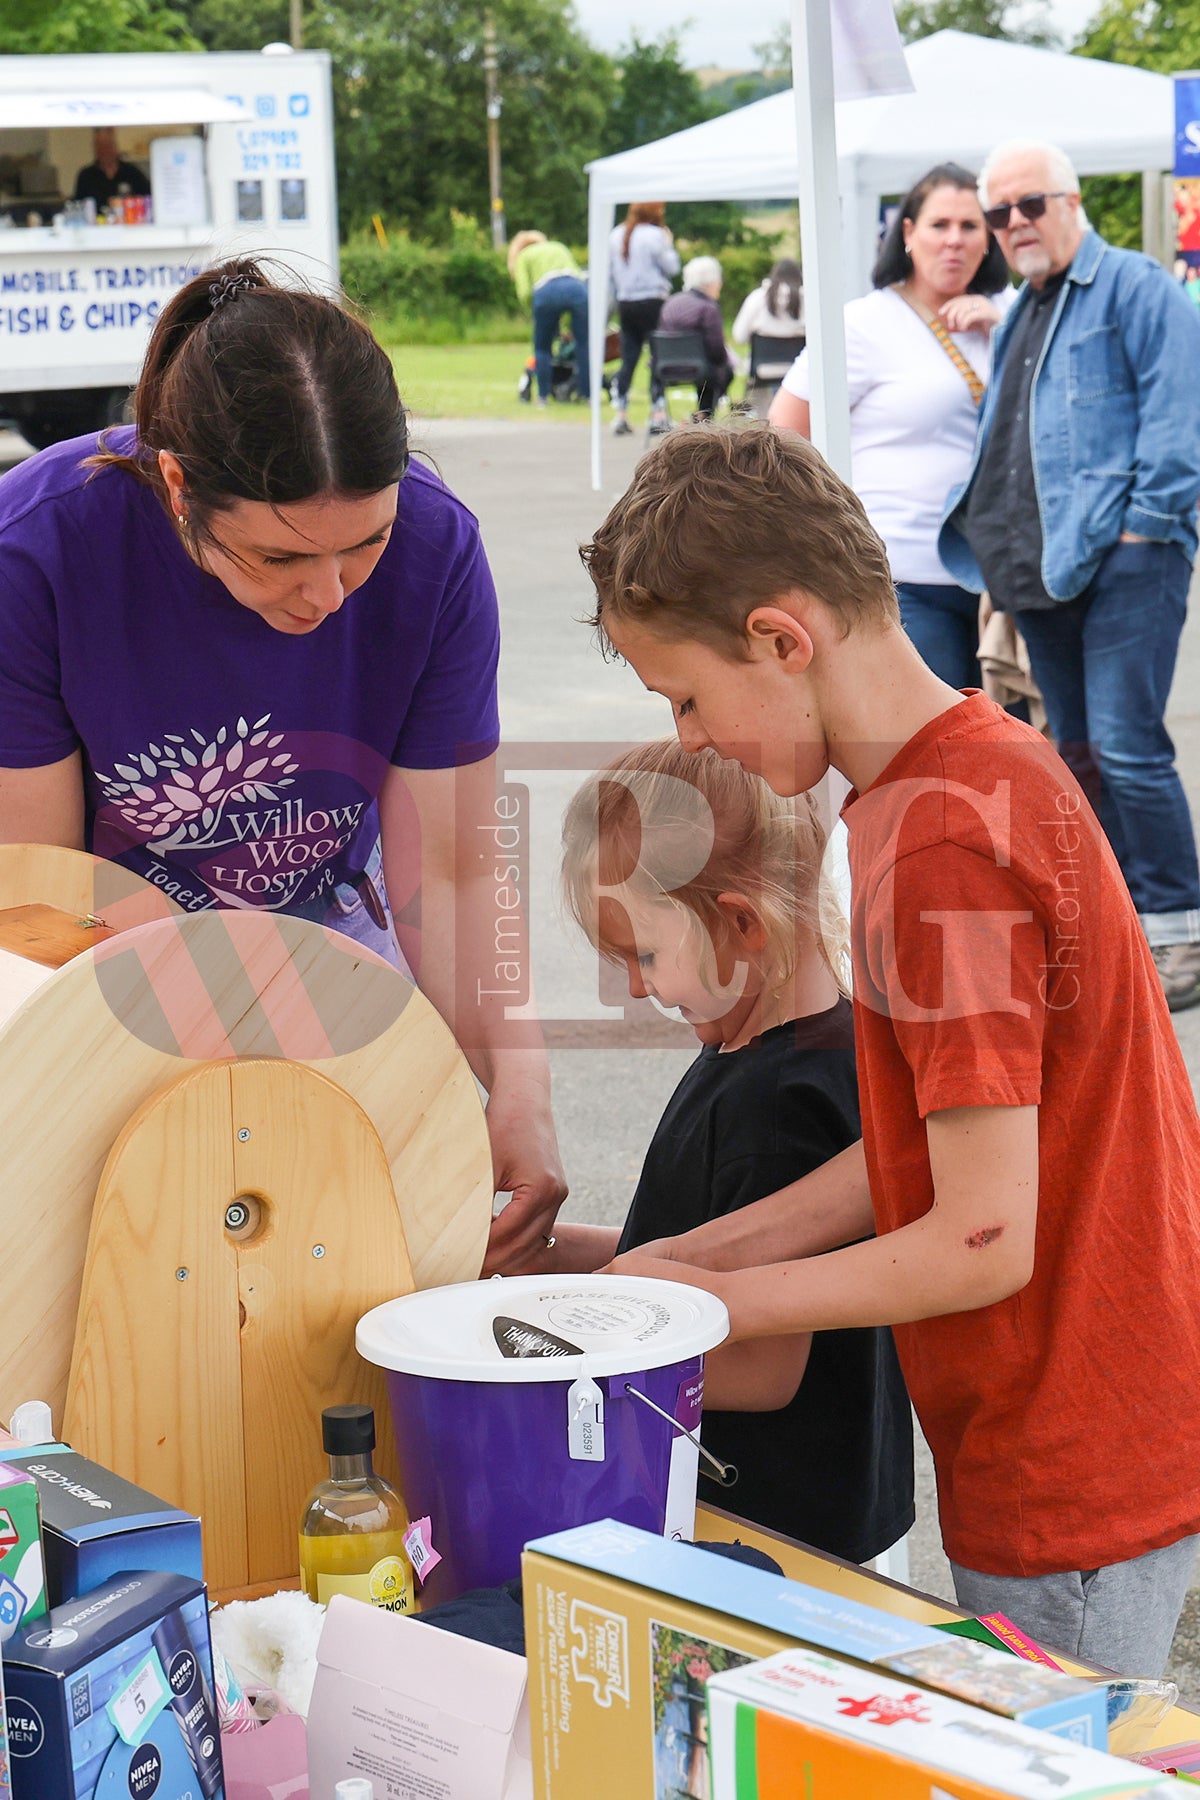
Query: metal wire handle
622 1382 738 1487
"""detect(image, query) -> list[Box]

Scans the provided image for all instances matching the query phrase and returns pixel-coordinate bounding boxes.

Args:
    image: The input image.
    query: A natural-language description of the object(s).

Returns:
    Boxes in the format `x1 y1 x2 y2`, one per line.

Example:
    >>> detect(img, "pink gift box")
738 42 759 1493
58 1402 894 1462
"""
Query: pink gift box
221 1713 309 1800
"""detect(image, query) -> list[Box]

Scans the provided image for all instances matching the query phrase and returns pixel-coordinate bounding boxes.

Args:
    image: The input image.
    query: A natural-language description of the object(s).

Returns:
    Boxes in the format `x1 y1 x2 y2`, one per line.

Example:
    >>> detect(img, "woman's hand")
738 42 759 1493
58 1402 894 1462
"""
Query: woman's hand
938 295 1002 335
482 1078 568 1275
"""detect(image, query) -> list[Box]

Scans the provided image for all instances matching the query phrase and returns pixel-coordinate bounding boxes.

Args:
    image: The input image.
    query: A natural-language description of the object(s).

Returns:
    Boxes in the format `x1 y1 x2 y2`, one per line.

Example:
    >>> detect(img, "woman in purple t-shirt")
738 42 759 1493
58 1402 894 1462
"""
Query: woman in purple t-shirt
0 257 565 1268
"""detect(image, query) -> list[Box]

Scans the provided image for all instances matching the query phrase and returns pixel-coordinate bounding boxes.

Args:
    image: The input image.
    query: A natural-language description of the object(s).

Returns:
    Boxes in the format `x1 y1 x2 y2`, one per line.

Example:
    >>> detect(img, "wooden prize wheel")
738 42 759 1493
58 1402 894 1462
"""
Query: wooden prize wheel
0 846 493 1597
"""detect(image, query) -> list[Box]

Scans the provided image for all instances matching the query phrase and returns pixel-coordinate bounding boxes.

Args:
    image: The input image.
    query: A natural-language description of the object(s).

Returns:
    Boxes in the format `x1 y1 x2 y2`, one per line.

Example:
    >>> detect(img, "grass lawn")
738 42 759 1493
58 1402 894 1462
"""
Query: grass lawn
388 340 659 424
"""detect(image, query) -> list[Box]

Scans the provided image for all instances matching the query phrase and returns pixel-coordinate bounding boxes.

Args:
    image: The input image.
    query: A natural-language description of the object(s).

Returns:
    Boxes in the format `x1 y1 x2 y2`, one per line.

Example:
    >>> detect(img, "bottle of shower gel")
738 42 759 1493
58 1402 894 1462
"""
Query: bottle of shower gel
299 1404 416 1613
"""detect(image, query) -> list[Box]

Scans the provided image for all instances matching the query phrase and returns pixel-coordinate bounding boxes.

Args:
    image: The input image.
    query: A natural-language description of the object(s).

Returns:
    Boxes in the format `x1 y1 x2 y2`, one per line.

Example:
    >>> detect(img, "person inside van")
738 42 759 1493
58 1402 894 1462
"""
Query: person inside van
74 128 150 210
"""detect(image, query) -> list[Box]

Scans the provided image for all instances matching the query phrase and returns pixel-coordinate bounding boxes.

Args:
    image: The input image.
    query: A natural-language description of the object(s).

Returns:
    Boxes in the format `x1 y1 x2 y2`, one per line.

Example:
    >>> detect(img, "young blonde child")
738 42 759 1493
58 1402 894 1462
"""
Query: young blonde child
546 737 913 1564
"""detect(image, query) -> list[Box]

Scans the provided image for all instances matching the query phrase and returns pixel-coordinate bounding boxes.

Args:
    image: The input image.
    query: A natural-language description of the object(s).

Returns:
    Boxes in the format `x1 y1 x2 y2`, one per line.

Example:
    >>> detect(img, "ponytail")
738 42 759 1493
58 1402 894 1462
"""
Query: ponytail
87 257 409 538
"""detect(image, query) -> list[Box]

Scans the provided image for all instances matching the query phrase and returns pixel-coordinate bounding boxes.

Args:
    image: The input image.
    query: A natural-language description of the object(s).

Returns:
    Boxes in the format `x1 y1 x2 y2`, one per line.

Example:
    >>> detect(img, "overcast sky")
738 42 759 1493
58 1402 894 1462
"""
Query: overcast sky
572 0 1099 68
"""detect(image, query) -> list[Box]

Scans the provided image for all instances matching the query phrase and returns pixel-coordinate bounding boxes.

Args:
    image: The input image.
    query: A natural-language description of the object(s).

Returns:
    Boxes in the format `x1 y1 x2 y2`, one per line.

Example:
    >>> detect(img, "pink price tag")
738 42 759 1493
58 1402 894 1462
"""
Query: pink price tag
403 1517 442 1588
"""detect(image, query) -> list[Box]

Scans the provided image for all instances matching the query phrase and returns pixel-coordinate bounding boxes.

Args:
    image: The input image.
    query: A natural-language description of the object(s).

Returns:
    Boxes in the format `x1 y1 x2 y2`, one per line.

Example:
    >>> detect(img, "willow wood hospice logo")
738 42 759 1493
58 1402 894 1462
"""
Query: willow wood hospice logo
95 713 300 854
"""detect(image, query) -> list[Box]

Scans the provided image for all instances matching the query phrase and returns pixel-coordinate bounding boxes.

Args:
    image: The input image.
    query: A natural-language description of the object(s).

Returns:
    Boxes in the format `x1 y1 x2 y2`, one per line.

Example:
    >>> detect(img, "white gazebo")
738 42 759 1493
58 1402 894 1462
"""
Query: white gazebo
585 31 1175 482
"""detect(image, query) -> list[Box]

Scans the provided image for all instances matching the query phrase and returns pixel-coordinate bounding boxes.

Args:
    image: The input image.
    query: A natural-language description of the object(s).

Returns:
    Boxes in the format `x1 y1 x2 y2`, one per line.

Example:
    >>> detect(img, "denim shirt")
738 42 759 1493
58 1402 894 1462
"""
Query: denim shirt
939 230 1200 600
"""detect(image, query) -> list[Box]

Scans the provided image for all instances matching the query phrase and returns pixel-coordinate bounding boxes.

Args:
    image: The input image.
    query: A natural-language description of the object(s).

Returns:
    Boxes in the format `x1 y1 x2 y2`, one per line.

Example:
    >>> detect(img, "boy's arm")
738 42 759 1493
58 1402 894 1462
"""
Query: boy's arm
703 1333 812 1412
625 1138 875 1271
611 1104 1038 1336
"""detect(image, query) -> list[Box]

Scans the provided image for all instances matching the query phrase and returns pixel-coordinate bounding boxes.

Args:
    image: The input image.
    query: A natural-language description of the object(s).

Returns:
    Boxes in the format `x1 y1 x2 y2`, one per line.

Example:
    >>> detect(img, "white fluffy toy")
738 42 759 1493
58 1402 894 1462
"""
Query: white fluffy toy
210 1588 326 1719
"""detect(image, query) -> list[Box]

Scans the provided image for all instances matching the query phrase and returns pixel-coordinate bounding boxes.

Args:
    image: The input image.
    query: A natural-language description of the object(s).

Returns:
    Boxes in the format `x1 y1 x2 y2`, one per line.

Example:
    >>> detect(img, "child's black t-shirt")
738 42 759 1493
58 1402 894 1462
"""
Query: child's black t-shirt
616 997 915 1563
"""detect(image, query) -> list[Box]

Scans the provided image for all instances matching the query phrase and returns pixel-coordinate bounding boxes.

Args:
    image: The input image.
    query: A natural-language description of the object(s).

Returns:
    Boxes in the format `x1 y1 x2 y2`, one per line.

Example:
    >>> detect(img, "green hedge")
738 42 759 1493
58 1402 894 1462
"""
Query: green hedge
340 235 514 319
340 226 785 339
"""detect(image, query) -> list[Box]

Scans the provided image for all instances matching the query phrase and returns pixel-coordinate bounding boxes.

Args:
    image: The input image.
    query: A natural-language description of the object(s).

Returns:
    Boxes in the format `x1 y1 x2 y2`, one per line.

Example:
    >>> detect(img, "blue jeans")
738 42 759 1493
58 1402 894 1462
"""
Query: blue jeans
895 582 981 690
1015 539 1200 938
531 275 589 400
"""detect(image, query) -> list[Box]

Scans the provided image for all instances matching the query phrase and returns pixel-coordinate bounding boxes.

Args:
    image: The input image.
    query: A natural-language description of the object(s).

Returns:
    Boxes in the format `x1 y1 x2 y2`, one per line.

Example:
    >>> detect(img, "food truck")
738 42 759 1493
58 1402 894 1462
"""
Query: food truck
0 47 337 446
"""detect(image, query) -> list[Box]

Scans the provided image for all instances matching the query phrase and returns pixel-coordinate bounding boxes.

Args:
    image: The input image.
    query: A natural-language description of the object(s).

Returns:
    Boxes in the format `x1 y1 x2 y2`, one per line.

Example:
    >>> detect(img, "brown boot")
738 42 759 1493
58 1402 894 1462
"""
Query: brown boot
1152 942 1200 1012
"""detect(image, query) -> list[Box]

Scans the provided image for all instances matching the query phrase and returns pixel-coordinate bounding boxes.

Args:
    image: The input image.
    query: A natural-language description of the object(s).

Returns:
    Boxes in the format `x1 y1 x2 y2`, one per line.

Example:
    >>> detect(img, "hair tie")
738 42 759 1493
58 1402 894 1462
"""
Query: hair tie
208 271 257 311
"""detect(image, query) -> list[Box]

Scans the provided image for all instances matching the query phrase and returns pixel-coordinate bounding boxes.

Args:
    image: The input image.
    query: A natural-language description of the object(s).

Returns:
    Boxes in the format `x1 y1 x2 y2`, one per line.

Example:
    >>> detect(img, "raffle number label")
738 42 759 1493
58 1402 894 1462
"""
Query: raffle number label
107 1649 171 1746
404 1516 443 1585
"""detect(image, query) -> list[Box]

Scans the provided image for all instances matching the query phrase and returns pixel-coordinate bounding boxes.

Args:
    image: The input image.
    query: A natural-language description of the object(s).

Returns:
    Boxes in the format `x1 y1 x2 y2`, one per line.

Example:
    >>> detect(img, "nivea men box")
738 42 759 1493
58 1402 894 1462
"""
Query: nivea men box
0 1452 201 1606
3 1570 224 1800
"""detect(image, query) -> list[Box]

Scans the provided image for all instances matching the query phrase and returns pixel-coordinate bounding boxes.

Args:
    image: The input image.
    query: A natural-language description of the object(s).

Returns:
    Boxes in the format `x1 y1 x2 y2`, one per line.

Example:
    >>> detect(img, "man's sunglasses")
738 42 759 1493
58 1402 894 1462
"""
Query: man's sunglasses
982 192 1067 231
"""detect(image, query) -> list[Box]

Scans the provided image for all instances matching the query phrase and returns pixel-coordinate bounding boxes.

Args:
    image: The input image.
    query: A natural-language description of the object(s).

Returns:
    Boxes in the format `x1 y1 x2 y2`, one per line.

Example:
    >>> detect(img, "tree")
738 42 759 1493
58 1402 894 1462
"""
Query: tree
1074 0 1200 248
0 0 201 52
1077 0 1200 68
603 32 751 246
893 0 1057 45
753 20 791 79
183 0 614 243
601 30 713 154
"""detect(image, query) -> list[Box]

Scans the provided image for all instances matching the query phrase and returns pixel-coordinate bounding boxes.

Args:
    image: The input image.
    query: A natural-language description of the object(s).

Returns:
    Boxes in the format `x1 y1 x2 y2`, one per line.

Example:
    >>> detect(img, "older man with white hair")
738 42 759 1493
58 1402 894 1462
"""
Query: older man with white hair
940 139 1200 1011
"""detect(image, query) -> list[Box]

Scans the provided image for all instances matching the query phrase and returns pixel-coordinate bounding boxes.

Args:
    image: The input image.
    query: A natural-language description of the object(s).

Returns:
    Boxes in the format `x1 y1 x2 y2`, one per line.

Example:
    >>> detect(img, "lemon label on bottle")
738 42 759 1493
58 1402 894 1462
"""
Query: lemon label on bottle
314 1570 374 1606
314 1556 413 1612
369 1555 413 1611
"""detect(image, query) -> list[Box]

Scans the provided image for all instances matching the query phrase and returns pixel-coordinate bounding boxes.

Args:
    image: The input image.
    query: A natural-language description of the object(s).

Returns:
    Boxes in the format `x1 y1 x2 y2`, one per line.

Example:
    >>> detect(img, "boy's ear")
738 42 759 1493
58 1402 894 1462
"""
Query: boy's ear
744 599 815 672
716 890 769 953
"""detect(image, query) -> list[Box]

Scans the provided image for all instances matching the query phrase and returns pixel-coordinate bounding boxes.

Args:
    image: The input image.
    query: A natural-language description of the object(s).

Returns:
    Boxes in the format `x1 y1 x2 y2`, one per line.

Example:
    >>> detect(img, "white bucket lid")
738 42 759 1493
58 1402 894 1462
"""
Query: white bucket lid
356 1275 729 1383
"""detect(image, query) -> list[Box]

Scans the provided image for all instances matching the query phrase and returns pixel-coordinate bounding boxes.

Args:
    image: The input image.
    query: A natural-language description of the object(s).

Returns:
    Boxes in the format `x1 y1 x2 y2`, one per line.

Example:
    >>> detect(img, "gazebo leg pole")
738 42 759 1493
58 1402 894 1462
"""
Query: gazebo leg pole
790 0 853 483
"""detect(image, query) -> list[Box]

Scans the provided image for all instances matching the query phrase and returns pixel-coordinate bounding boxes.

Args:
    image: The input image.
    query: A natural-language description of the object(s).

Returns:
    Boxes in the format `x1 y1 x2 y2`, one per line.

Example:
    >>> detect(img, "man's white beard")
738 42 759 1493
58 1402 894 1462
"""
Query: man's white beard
1010 242 1053 279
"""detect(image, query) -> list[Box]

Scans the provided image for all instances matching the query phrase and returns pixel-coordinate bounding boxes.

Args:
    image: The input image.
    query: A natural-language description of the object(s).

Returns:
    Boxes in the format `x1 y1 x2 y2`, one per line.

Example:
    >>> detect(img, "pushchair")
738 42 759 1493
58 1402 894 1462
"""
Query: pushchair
518 330 578 403
517 328 621 403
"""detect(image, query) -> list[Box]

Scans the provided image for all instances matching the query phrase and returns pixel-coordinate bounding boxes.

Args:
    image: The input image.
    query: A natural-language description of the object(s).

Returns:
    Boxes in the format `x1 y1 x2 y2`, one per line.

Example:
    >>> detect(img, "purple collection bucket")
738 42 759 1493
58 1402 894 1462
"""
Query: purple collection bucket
356 1276 729 1608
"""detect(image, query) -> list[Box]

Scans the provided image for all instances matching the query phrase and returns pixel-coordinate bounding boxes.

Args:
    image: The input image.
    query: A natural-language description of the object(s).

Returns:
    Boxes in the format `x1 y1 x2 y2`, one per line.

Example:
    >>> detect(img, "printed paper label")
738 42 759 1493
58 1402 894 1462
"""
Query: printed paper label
663 1373 705 1540
403 1516 442 1586
316 1556 413 1613
106 1650 171 1747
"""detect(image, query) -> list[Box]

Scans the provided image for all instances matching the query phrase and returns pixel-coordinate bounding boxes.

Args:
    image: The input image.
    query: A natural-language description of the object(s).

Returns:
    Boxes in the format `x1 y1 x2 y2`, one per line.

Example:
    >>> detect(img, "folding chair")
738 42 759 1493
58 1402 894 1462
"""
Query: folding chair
745 331 807 417
647 329 712 436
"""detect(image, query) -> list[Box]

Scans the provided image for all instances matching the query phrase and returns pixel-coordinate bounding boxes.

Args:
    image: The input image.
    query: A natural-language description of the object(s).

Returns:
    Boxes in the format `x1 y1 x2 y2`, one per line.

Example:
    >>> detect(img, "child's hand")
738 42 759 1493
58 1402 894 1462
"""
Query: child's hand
602 1249 723 1294
607 1235 681 1267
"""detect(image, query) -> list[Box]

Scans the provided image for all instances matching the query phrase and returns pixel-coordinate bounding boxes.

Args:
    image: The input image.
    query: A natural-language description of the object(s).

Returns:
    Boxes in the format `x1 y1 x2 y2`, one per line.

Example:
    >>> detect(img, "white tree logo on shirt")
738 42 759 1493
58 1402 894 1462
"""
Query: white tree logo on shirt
95 713 300 853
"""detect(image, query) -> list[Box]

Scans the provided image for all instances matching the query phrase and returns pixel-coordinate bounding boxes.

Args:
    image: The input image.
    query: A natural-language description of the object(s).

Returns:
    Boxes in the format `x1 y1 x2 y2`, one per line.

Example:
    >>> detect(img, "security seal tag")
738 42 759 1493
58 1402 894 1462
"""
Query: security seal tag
567 1373 605 1462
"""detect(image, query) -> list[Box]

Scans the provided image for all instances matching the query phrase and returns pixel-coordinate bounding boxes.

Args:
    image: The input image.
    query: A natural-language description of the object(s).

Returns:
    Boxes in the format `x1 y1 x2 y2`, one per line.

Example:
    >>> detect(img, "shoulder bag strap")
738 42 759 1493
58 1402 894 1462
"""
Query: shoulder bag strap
892 286 985 408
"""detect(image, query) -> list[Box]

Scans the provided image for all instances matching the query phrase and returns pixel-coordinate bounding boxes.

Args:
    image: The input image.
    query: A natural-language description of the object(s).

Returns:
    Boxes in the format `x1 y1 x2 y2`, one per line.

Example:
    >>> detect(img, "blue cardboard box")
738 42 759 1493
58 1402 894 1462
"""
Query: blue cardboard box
525 1520 1108 1749
3 1569 224 1800
0 1452 201 1605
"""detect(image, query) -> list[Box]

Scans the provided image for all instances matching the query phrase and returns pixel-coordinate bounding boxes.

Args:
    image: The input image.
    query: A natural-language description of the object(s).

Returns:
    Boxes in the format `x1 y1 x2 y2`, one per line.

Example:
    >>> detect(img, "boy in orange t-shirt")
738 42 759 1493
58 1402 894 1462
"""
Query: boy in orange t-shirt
584 423 1200 1675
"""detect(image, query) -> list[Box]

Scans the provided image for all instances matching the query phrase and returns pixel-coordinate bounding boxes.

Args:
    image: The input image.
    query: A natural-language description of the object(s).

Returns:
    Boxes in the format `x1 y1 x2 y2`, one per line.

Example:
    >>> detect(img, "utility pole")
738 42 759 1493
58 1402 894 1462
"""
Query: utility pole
483 14 506 249
289 0 303 49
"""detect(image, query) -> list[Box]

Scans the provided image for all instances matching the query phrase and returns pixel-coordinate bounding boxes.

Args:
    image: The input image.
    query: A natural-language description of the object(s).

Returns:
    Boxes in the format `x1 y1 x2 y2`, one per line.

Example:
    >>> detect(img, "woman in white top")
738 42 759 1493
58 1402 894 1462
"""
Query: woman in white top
608 201 680 436
732 256 806 343
770 163 1010 690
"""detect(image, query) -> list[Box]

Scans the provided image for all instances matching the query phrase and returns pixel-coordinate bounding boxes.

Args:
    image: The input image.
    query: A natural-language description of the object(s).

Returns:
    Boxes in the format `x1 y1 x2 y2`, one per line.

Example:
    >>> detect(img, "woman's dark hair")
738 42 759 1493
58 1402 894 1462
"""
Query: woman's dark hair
765 257 802 320
871 163 1010 295
89 257 409 541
